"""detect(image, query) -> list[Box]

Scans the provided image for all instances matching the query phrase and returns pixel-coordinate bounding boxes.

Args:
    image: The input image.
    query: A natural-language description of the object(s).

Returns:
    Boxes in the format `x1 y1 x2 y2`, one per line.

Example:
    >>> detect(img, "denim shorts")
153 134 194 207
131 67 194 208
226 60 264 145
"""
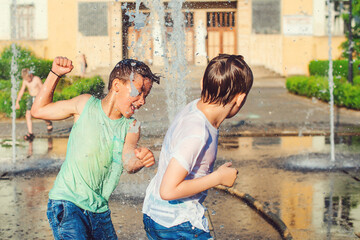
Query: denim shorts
143 214 213 240
47 199 117 240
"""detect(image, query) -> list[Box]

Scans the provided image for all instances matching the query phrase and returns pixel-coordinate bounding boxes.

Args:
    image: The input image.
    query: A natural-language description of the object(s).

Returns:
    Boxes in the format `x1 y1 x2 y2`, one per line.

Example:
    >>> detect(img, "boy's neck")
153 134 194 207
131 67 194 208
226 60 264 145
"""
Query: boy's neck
101 93 123 120
196 99 232 129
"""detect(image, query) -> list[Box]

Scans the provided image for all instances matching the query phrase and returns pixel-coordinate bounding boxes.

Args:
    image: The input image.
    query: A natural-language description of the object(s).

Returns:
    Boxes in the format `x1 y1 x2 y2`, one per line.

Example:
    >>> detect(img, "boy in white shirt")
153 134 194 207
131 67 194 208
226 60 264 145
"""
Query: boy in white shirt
142 54 253 239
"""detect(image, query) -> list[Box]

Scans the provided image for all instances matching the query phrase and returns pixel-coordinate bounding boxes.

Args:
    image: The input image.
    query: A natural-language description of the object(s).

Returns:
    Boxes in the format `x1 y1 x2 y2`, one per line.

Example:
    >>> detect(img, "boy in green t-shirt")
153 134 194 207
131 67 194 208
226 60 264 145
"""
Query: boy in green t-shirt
31 56 160 239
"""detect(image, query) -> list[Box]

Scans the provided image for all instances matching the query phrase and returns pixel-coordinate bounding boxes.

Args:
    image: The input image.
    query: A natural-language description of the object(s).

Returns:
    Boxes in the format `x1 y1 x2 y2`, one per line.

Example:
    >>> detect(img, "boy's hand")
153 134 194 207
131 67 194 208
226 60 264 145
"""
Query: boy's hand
15 102 20 110
135 147 155 168
52 56 74 76
215 162 238 187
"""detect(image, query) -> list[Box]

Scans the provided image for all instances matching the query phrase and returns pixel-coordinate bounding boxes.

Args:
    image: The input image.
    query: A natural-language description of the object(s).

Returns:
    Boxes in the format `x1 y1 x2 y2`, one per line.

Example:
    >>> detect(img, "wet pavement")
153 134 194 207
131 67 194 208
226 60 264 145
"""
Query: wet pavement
1 134 360 239
1 65 359 139
1 65 360 239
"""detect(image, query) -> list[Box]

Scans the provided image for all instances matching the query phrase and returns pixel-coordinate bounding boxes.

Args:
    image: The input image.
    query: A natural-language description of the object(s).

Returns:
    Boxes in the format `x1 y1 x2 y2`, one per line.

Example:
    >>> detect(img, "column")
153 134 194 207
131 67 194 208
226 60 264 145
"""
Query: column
194 10 207 66
237 0 252 61
109 2 123 67
313 0 326 36
151 13 165 66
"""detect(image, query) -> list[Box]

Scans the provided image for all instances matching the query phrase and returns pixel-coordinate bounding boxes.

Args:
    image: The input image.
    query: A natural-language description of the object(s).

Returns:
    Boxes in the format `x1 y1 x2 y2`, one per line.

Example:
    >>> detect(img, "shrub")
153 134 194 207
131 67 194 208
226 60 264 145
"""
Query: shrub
0 91 27 118
309 60 360 78
58 76 105 100
0 80 12 91
0 59 11 80
0 76 105 118
1 44 35 61
0 44 52 79
286 75 360 110
354 75 360 85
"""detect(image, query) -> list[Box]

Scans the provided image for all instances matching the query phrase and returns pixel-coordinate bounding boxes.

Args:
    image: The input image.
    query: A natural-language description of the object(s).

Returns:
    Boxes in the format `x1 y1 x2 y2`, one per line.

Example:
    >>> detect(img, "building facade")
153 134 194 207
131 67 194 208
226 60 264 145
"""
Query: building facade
0 0 347 76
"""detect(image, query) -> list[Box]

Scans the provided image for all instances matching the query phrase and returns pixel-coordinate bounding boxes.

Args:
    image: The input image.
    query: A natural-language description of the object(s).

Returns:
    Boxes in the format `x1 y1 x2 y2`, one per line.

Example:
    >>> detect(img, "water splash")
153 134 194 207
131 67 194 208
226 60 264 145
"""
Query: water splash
124 1 152 62
128 120 141 134
125 0 188 122
10 43 19 164
125 0 147 30
129 71 139 97
148 0 188 122
165 0 188 122
326 3 335 238
327 0 335 162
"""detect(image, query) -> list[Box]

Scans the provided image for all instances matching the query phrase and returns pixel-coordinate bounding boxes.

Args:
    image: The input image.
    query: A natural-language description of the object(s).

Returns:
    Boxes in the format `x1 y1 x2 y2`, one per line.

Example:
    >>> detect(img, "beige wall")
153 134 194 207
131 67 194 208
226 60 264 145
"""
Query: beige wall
282 0 313 15
282 36 345 76
249 35 283 74
313 36 345 60
282 36 314 75
0 0 348 77
247 34 345 76
47 0 77 63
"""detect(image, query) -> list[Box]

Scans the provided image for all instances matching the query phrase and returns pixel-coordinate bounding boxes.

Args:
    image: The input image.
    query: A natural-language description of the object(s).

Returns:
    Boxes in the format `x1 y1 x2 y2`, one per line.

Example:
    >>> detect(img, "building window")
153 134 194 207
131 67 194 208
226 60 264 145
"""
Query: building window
78 2 108 36
207 12 235 28
184 12 194 28
252 0 280 34
325 0 347 36
12 4 35 39
164 12 194 28
324 196 353 229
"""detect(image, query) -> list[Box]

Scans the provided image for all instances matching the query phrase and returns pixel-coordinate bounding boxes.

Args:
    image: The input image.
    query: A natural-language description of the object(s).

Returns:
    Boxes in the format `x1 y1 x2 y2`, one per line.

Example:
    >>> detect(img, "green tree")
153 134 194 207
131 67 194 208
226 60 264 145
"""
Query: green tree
341 0 360 60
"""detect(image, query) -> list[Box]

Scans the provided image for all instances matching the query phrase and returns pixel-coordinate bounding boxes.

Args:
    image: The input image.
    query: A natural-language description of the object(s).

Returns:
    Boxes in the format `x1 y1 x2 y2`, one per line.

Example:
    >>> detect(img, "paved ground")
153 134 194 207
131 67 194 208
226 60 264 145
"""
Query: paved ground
1 65 359 139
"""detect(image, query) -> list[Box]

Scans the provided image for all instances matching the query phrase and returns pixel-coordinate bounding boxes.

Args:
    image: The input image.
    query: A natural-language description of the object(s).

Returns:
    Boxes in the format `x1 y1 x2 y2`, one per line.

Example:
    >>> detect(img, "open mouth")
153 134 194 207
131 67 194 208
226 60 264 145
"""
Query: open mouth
131 104 137 113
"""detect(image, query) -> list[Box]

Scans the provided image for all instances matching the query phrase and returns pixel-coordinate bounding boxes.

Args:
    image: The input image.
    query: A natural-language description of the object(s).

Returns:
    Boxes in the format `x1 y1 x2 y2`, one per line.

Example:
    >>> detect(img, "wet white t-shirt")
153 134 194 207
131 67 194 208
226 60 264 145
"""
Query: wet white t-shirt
142 99 219 231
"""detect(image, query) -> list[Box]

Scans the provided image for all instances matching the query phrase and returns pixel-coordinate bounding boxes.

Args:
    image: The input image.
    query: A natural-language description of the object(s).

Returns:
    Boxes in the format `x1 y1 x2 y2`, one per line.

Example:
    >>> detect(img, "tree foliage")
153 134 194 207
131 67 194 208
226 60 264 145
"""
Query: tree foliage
341 0 360 60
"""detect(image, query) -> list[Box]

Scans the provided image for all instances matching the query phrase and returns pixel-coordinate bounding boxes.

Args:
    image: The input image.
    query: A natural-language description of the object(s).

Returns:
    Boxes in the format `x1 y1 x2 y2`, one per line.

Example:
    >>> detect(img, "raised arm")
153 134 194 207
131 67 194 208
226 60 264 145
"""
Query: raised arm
160 159 238 201
122 120 155 173
31 57 90 121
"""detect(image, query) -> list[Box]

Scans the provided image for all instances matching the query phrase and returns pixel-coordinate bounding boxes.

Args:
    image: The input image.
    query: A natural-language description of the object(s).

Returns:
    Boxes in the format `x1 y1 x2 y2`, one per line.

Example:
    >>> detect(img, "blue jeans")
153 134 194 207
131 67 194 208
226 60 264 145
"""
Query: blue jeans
143 214 213 240
47 199 117 240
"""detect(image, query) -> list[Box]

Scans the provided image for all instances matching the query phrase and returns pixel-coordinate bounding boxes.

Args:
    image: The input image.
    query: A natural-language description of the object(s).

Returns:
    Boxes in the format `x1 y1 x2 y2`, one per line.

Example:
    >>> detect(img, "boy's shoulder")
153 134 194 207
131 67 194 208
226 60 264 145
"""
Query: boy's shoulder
173 109 209 139
33 75 42 82
74 94 93 115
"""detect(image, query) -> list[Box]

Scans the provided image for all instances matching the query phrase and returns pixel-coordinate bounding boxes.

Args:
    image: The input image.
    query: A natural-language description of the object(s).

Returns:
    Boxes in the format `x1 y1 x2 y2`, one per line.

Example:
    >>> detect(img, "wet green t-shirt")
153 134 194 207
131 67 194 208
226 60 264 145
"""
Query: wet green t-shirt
49 96 134 213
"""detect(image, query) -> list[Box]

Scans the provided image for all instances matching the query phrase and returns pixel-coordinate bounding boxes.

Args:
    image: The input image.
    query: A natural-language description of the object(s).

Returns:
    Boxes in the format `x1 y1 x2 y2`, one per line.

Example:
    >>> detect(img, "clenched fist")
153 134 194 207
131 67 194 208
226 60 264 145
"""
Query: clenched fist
215 162 238 187
135 147 155 168
51 56 74 77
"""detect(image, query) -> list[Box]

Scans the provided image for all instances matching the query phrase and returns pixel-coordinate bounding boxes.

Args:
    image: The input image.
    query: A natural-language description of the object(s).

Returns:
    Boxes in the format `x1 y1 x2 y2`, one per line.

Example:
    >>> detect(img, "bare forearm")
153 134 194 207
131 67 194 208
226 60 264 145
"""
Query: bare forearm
16 87 25 103
160 158 238 201
125 159 144 174
160 171 220 200
33 71 59 107
16 91 23 103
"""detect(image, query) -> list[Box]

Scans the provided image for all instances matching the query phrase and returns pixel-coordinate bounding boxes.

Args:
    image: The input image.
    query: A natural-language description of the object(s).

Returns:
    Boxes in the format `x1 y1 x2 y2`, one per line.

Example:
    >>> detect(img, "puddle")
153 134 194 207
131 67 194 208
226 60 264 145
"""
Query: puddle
0 135 359 239
0 137 67 173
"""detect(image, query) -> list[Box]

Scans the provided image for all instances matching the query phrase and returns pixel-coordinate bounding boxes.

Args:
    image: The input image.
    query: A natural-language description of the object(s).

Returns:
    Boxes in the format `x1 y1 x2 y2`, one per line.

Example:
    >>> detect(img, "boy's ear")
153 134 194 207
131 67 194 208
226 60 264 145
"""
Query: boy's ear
112 78 124 92
236 93 247 107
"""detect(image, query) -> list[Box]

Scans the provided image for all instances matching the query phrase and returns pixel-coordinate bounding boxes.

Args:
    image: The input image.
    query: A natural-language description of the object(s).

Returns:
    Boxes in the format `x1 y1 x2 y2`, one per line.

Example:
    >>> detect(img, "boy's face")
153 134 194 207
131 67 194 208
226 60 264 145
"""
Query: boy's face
23 75 32 82
115 74 152 118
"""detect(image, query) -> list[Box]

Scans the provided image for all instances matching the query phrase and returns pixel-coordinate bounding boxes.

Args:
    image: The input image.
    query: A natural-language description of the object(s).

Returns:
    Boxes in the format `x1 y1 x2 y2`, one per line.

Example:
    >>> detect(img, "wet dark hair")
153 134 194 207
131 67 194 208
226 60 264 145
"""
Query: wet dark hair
201 54 253 106
108 59 160 90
